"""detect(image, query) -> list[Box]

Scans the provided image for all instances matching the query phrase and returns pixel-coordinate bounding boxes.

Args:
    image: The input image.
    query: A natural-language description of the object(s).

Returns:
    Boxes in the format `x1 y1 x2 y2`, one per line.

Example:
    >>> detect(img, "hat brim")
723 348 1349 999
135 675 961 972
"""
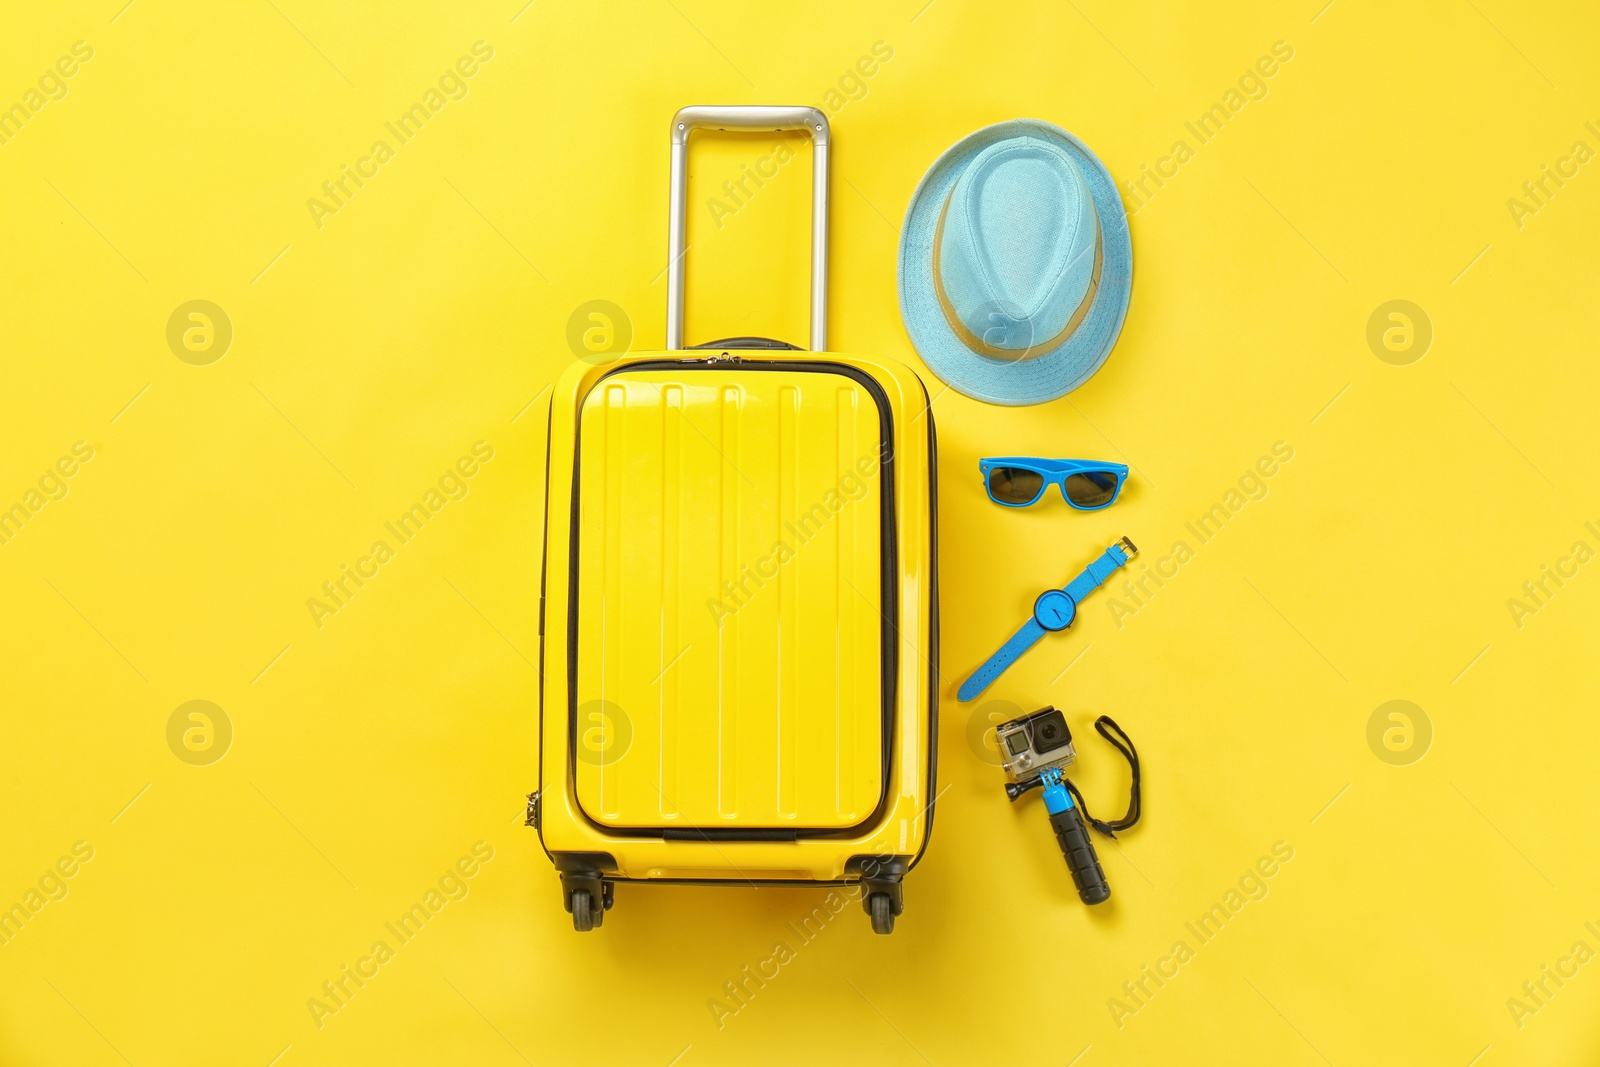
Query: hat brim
897 119 1133 407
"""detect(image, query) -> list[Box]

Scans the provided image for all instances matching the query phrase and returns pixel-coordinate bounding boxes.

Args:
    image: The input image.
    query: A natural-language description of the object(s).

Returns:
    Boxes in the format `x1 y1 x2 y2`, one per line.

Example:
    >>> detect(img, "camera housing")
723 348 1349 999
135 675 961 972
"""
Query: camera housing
994 706 1077 783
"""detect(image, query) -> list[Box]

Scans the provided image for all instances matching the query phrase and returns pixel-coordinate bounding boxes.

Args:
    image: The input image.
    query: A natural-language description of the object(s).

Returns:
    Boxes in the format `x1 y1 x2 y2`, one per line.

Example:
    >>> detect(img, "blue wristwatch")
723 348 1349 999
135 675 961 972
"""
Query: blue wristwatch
958 537 1137 702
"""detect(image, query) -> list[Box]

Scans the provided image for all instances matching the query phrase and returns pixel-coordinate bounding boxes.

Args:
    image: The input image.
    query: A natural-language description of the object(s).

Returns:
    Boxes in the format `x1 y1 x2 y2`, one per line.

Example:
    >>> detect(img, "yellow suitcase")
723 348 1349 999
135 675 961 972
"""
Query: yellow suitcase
533 106 938 934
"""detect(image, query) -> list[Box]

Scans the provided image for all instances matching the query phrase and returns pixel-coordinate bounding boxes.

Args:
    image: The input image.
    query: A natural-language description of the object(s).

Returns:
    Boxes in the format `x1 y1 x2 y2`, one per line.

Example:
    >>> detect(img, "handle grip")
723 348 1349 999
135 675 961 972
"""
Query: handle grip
667 105 830 351
1050 804 1110 905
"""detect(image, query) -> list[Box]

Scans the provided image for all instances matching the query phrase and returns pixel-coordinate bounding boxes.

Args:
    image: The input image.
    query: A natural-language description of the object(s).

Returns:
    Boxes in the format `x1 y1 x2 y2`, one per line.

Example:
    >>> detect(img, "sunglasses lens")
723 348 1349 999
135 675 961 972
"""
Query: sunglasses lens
1063 470 1120 509
988 467 1044 505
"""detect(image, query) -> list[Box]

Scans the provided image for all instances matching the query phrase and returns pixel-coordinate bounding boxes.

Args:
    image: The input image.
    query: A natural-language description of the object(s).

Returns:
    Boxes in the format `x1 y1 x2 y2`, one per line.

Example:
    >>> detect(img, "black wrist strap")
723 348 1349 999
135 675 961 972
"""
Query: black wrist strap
1064 715 1141 838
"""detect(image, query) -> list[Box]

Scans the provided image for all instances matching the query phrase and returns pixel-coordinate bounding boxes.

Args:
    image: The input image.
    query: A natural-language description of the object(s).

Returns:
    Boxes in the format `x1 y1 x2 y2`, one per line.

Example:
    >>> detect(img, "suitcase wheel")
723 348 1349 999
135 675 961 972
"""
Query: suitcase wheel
868 892 895 935
851 857 909 935
570 889 597 932
562 874 613 932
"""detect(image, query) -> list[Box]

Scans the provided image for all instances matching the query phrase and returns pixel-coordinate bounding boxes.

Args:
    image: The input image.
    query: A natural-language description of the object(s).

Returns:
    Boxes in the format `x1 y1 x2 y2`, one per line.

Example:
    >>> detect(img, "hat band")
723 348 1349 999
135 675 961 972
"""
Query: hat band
931 192 1103 362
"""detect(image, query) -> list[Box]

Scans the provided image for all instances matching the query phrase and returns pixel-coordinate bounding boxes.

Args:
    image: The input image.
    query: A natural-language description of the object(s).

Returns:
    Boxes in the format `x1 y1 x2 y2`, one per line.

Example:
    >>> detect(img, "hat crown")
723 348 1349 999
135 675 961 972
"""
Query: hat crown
937 139 1099 353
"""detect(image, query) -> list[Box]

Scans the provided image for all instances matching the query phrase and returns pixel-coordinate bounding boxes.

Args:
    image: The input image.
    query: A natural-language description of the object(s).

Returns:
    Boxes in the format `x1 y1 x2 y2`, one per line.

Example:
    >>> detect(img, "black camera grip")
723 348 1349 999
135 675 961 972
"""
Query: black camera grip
1050 804 1110 905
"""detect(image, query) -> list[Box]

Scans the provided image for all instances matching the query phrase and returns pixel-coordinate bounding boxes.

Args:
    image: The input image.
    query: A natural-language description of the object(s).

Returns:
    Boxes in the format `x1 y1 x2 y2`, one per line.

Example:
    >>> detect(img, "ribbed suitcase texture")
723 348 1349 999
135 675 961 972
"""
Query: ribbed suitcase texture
573 366 887 830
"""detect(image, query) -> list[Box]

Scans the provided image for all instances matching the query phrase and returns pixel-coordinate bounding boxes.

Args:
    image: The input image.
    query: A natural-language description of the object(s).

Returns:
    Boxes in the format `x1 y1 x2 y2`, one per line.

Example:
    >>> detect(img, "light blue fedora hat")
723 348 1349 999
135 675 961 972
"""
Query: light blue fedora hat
898 119 1132 406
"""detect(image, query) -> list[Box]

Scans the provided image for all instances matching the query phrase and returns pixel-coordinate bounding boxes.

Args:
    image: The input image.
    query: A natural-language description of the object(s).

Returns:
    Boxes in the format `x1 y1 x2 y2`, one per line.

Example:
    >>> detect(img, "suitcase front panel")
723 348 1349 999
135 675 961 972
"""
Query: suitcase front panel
572 365 889 831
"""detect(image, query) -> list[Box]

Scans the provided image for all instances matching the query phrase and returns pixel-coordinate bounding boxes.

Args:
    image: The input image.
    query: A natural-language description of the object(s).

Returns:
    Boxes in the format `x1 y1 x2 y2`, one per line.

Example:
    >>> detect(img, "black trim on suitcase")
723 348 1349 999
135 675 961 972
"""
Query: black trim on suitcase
565 357 898 841
909 383 939 871
663 827 800 842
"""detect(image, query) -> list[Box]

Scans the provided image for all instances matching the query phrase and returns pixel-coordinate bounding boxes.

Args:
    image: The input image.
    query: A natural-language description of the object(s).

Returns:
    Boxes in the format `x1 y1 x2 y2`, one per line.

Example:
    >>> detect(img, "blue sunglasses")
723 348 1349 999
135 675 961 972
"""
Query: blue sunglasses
980 457 1129 510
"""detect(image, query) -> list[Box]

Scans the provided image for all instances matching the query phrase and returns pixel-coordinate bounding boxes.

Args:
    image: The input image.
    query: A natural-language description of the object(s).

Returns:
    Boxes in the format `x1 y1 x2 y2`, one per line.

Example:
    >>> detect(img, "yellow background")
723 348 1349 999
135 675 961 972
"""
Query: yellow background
3 0 1597 1063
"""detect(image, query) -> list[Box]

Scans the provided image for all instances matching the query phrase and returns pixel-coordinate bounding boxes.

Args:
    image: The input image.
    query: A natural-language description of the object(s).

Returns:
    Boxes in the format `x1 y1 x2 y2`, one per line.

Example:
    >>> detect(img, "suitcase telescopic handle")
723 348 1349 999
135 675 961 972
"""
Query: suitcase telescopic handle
667 105 830 351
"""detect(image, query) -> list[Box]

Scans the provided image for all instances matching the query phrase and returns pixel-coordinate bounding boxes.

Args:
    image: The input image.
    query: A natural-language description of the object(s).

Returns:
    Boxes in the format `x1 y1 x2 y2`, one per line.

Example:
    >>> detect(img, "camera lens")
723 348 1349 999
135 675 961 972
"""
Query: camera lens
1030 709 1072 754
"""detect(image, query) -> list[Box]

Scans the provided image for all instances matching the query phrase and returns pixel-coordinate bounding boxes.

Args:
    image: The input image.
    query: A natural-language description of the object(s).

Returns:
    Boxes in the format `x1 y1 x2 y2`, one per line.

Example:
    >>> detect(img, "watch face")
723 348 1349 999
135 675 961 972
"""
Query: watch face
1033 589 1076 631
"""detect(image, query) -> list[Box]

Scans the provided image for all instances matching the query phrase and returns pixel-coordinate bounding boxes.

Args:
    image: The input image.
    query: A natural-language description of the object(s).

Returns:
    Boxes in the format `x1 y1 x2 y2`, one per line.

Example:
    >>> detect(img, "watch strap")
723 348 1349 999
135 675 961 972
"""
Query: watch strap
1063 541 1132 602
958 538 1136 704
958 617 1046 702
